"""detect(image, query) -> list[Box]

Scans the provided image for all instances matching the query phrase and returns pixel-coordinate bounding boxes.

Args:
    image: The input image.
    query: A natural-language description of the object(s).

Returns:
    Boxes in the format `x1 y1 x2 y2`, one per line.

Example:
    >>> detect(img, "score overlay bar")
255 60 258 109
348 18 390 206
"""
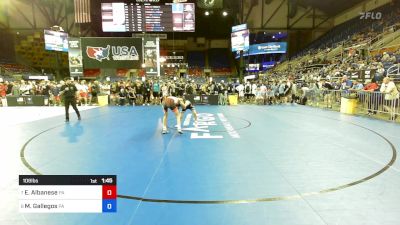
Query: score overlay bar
19 175 117 213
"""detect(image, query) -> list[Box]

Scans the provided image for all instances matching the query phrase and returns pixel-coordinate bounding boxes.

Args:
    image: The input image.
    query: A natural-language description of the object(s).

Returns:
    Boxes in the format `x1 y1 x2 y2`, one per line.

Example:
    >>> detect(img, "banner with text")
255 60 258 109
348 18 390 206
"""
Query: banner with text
81 38 142 69
68 37 83 77
143 37 160 76
236 42 287 58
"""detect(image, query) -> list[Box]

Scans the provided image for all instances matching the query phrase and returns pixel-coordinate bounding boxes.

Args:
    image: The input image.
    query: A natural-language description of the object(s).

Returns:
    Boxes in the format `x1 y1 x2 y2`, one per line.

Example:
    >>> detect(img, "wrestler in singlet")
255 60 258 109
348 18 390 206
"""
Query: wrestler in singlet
163 96 180 113
180 99 198 126
162 96 184 134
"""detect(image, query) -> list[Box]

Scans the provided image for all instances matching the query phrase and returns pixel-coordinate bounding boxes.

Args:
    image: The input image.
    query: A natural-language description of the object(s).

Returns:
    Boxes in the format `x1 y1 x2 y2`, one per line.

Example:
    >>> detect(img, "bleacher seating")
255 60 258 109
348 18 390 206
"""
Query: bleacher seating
0 30 16 63
191 77 207 84
211 76 228 83
163 67 178 76
83 69 101 77
188 68 203 76
208 49 230 69
0 63 32 74
0 75 16 82
15 32 69 71
187 51 205 68
212 68 231 74
271 1 400 74
208 49 232 75
296 1 400 57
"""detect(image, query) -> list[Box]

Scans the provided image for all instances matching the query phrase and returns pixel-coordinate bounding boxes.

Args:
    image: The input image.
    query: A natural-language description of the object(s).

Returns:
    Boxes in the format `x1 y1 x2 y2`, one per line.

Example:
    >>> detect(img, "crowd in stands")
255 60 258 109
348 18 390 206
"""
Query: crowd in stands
287 48 400 82
285 0 400 86
1 66 400 121
1 2 400 123
296 1 400 57
0 63 33 74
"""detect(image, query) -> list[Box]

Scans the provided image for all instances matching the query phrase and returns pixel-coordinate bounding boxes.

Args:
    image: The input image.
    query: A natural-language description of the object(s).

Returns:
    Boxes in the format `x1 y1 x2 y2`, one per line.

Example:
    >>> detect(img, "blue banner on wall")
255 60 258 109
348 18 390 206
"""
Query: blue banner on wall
232 24 247 32
262 61 276 70
235 42 287 58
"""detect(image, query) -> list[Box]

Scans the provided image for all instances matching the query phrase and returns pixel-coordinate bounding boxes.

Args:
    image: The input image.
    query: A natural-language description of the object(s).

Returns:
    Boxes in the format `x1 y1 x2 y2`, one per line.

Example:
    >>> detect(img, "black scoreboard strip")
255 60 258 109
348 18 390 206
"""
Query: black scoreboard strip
101 2 195 32
19 175 117 185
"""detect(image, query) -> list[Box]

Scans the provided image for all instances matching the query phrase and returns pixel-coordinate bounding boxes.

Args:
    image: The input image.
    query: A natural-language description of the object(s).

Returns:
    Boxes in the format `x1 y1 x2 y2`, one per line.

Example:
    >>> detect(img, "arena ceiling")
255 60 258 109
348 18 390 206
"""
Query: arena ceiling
299 0 366 16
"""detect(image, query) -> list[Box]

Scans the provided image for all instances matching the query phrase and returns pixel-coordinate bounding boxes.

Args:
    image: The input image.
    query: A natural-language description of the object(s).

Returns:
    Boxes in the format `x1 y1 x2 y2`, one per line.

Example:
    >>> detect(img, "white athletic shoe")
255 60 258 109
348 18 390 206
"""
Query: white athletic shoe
178 129 183 134
162 129 168 134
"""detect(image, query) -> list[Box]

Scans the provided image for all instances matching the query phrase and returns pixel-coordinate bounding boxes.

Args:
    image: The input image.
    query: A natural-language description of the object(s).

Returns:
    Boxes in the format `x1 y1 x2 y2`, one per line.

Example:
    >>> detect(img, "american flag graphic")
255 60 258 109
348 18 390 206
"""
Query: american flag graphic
74 0 91 23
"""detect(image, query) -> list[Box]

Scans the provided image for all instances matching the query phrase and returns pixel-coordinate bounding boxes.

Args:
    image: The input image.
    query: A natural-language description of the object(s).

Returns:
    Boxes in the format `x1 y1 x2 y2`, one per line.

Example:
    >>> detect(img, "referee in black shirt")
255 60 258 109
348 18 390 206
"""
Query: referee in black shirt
60 79 81 122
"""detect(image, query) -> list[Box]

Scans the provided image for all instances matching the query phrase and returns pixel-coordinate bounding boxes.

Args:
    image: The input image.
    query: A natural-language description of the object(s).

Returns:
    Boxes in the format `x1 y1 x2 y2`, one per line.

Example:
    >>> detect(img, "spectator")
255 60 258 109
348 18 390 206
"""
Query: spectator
152 80 160 104
0 81 7 97
217 82 226 105
389 53 397 64
260 83 267 105
341 75 353 90
127 86 136 106
142 80 151 105
5 81 12 95
381 52 391 62
380 77 399 120
236 82 244 102
118 88 127 106
363 78 380 115
91 81 100 105
351 80 364 91
20 80 31 96
0 81 6 107
244 81 252 101
11 81 21 96
255 86 264 105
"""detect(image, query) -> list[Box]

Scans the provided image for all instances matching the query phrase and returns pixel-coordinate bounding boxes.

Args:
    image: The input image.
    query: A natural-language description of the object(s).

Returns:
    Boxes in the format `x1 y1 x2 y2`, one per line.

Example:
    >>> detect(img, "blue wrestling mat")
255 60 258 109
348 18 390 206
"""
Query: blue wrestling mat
2 105 400 225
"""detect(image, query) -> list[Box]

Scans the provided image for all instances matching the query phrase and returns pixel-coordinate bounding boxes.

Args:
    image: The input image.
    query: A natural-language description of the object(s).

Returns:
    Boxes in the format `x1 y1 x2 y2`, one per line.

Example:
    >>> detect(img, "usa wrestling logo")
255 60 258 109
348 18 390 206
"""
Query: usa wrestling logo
86 45 139 61
86 45 110 62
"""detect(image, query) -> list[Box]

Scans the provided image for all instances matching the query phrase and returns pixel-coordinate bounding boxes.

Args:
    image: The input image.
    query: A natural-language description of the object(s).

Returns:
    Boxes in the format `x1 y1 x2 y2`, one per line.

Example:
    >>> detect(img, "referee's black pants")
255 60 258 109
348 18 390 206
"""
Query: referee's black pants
65 97 81 120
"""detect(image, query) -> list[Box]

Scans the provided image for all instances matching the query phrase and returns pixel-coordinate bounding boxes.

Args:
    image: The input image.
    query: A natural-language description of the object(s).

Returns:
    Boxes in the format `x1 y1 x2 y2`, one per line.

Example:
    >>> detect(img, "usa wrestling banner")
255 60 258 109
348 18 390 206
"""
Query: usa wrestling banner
81 38 143 69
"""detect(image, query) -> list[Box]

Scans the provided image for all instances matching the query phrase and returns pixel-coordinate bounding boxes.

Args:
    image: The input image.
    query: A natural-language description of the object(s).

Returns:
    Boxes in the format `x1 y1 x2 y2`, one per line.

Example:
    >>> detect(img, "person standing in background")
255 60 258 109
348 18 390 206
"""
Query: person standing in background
60 78 81 122
5 81 12 95
0 81 7 98
363 78 380 115
380 77 399 120
11 81 21 96
152 80 160 104
142 80 151 105
0 81 7 107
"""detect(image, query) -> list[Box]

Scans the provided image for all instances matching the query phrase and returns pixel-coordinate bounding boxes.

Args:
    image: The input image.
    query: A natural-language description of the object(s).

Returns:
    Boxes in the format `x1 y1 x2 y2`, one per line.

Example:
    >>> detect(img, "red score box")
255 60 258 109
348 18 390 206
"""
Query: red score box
102 185 117 199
